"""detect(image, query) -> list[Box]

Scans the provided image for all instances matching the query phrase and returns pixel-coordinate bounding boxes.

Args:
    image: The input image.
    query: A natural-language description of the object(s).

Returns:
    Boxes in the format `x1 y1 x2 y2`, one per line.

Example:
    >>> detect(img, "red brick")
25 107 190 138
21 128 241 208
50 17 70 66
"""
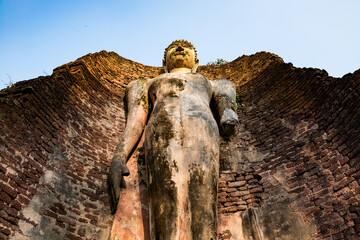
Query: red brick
224 202 237 207
65 233 82 240
334 177 354 191
222 206 237 213
5 207 17 218
1 228 11 236
0 192 12 204
84 213 98 222
229 190 250 197
10 200 21 211
18 195 30 205
236 205 247 211
77 228 85 237
347 197 358 205
227 181 246 188
249 187 263 193
0 173 6 182
218 192 227 198
218 181 226 188
227 197 240 202
0 182 17 199
225 188 237 193
346 168 356 176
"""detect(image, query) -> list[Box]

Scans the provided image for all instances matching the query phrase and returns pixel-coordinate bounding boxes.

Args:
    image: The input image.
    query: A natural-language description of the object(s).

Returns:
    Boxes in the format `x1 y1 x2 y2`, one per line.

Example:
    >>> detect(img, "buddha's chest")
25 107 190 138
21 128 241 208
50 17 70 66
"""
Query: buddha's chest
148 73 212 103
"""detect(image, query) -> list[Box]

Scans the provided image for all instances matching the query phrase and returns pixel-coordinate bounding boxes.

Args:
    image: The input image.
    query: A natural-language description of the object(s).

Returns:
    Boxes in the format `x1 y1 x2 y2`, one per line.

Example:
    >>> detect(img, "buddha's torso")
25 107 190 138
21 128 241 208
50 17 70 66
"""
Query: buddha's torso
145 71 219 152
144 72 219 240
148 72 214 118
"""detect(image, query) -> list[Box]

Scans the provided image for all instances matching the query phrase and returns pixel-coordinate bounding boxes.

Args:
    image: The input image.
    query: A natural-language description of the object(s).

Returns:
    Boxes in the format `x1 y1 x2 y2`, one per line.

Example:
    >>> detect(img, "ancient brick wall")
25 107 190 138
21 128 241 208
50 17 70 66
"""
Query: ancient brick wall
201 56 360 239
0 51 160 239
0 50 359 239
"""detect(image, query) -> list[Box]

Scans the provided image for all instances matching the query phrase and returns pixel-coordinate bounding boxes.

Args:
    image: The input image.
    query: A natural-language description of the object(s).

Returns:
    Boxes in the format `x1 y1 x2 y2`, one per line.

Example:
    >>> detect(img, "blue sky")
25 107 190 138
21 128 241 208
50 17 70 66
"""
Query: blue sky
0 0 359 90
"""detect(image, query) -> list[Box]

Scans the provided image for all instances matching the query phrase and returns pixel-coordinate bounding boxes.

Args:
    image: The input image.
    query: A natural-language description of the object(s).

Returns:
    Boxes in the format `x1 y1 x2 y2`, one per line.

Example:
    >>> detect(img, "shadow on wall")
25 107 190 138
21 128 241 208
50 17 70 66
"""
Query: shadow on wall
241 191 316 240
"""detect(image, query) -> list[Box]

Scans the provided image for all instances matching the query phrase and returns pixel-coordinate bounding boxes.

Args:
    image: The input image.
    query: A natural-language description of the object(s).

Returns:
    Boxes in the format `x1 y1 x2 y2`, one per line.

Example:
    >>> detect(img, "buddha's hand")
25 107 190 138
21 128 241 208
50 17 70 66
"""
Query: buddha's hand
108 155 130 214
220 109 239 138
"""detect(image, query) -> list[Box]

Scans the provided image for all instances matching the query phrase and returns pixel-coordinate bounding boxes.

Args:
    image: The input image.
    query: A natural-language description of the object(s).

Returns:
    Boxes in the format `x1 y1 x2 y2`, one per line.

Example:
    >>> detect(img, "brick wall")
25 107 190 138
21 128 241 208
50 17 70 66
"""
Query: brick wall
201 56 360 239
0 50 359 239
0 51 160 239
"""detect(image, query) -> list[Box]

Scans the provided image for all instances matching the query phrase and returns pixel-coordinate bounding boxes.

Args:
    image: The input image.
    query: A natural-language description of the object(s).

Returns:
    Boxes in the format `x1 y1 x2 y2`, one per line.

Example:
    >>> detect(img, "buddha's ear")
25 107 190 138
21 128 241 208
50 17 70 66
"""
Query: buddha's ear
163 59 169 73
191 59 199 73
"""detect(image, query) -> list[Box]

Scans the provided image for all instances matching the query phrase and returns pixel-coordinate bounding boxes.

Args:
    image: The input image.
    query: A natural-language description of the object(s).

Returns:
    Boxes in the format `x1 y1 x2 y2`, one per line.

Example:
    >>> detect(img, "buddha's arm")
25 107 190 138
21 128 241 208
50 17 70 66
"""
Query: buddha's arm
211 79 239 138
113 80 149 161
109 79 149 213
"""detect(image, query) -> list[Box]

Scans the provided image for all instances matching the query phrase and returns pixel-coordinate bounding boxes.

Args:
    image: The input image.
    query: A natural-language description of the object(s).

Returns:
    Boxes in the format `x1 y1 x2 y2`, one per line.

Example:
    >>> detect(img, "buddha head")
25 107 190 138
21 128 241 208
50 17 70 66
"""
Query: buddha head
163 40 199 73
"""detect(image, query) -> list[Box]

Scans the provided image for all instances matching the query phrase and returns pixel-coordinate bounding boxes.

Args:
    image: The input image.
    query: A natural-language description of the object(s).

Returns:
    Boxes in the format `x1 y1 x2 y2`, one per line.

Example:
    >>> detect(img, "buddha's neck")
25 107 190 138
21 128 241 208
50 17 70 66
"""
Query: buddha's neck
170 68 192 73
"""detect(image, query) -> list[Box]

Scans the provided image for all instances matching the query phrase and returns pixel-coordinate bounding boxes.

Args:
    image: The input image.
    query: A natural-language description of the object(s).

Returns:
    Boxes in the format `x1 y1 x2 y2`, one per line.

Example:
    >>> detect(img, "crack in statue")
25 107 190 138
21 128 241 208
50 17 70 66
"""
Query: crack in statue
109 40 239 240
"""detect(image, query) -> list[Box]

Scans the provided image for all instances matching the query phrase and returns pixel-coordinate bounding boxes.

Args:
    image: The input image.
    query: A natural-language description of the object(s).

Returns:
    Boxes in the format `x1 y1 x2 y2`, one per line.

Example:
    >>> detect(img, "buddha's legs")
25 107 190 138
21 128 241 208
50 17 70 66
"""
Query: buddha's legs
183 115 219 239
145 113 188 239
189 165 218 240
144 103 219 239
146 146 218 240
147 152 179 240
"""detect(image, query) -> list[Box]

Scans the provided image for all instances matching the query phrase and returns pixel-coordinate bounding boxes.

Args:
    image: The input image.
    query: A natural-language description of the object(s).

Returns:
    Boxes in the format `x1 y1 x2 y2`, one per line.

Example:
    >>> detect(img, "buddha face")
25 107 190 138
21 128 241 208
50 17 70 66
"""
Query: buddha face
163 40 199 73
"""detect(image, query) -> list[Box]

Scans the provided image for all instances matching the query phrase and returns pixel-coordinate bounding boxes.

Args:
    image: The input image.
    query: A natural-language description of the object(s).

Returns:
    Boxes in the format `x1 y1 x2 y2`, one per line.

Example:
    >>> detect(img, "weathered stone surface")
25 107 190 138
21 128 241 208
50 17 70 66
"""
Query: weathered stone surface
240 187 316 240
0 49 360 239
144 72 223 239
109 41 239 240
